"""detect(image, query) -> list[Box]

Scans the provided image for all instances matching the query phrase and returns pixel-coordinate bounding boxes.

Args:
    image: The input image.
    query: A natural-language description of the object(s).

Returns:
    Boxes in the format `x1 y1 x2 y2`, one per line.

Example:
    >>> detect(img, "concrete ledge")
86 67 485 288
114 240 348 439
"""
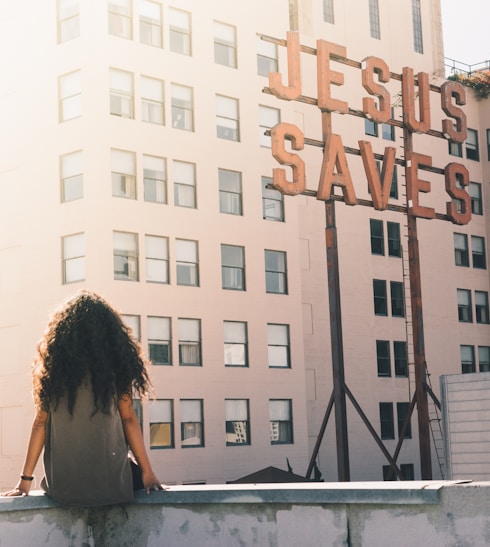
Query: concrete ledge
0 480 454 512
1 481 490 546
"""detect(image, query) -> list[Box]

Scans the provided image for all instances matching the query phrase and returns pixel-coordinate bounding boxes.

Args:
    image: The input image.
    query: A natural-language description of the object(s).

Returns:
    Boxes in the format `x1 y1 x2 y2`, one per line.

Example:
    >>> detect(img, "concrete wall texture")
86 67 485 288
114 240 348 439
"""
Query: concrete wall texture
1 482 490 546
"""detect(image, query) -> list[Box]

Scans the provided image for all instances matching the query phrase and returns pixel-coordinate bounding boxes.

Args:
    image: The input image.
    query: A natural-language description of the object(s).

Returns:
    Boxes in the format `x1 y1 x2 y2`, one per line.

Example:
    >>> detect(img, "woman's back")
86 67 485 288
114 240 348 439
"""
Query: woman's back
41 380 133 507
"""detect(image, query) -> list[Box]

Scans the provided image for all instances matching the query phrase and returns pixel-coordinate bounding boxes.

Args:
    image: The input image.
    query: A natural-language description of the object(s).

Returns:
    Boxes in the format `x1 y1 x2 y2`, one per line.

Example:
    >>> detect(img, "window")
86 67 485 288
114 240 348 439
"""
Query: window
387 222 401 257
476 291 489 324
454 233 469 267
62 233 85 283
219 169 242 215
461 345 475 374
397 402 412 439
60 151 83 202
214 21 237 68
57 0 80 43
457 289 472 322
262 176 284 221
221 244 245 290
139 0 162 47
479 346 490 372
466 129 479 161
469 182 483 215
270 400 293 444
111 149 136 199
108 0 132 39
180 400 204 447
259 106 280 148
376 340 390 377
216 95 239 141
144 154 167 203
176 239 199 286
369 0 380 39
171 84 194 131
370 219 384 255
113 231 138 281
471 236 486 269
412 0 423 53
148 316 171 365
265 250 288 294
257 35 278 77
173 161 196 208
59 70 81 122
145 235 168 283
394 341 408 378
109 68 134 118
365 118 378 137
373 279 387 316
382 109 395 140
268 323 290 368
141 76 164 125
379 403 394 439
390 165 399 199
225 399 250 445
224 321 248 367
323 0 335 23
448 139 463 158
390 281 404 317
122 314 140 340
178 318 201 366
382 465 397 481
149 400 174 448
169 8 191 55
400 464 414 481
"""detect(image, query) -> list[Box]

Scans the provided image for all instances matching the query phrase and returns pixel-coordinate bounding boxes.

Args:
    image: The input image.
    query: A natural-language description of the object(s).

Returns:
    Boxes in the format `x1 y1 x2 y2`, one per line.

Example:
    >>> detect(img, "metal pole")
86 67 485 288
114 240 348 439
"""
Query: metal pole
325 199 351 481
404 128 433 480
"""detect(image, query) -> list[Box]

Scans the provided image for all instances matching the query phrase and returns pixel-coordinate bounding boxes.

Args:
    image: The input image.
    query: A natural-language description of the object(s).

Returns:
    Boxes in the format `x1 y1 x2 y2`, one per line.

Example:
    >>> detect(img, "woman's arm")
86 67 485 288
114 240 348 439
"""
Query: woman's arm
1 409 48 496
118 395 165 493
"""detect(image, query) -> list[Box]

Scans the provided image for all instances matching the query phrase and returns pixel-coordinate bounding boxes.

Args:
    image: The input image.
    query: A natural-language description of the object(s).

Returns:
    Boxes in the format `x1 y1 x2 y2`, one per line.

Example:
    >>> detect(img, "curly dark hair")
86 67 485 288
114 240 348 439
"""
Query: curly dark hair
34 291 150 414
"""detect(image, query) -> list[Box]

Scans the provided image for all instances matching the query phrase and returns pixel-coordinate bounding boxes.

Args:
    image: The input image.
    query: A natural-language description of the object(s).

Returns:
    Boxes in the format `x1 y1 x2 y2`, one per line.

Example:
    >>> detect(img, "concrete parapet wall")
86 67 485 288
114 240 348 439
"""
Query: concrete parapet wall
1 481 489 546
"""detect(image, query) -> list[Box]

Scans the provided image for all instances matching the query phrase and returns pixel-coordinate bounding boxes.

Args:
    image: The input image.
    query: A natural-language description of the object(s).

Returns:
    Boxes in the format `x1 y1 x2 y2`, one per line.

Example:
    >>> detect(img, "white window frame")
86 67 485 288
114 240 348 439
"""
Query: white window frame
180 399 204 447
224 321 248 367
148 316 171 365
113 231 139 281
178 318 201 366
173 160 196 208
214 21 237 68
143 154 167 203
57 0 80 43
176 239 199 286
149 399 174 449
219 169 242 215
111 149 136 199
169 8 192 56
139 0 162 47
267 324 290 368
141 76 164 125
109 68 134 118
145 235 169 284
171 84 194 131
59 70 81 122
108 0 132 39
62 233 85 284
60 150 83 202
216 94 239 141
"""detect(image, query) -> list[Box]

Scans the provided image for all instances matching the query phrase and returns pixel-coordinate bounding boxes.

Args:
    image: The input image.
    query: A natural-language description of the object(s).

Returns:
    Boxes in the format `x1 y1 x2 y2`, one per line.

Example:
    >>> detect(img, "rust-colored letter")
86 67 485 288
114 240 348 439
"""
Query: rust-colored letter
445 162 471 225
441 81 467 143
271 123 306 195
317 40 349 114
406 153 435 219
402 68 431 133
361 56 391 123
269 31 302 101
359 141 396 210
317 134 357 204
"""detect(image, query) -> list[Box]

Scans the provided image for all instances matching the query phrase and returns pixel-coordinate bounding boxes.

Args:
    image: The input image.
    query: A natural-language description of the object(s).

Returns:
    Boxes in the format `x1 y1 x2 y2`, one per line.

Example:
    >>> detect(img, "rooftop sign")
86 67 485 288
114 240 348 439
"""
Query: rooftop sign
268 32 471 225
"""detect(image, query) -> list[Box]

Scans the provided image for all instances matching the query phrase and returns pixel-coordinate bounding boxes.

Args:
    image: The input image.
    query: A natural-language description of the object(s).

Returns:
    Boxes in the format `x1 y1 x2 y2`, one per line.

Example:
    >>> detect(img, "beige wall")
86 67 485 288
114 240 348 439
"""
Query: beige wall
0 0 489 488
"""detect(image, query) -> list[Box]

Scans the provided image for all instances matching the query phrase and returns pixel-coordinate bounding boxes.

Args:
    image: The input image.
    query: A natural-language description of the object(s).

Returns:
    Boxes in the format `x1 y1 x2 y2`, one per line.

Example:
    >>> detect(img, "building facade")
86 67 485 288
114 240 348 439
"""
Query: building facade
0 0 488 487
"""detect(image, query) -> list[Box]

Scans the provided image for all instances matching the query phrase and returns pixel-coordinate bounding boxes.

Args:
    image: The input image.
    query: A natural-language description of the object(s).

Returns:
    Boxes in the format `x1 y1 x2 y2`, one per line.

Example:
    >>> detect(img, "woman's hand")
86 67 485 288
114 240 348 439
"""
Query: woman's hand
1 478 33 497
141 469 168 494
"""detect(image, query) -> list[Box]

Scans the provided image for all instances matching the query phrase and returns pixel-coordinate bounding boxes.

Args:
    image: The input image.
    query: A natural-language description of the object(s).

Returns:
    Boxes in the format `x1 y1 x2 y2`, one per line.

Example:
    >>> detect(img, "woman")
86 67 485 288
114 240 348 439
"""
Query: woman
2 291 164 506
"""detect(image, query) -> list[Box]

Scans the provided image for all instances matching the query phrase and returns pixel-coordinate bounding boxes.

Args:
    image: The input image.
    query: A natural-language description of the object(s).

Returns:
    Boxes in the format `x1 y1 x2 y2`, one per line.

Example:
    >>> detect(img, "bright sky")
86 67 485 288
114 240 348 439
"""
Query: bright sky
441 0 489 66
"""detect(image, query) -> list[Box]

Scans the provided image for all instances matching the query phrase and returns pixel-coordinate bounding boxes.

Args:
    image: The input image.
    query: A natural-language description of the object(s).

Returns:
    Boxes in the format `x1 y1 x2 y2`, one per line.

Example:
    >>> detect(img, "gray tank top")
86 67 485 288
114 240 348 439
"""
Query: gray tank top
41 381 133 507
